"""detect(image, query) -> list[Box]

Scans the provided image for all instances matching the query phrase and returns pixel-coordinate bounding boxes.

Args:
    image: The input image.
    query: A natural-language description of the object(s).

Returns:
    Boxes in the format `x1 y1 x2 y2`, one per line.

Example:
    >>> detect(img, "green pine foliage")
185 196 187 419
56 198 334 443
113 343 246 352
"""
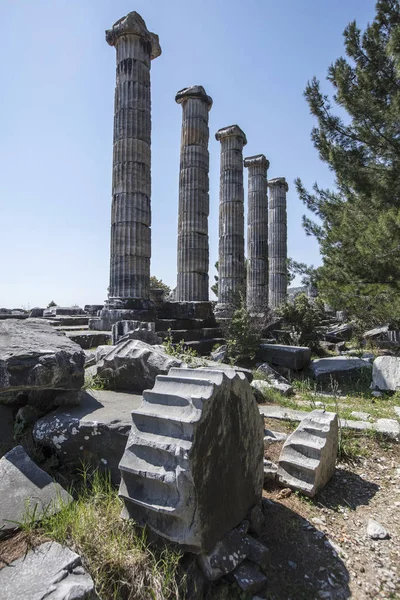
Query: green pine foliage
277 293 325 350
296 0 400 327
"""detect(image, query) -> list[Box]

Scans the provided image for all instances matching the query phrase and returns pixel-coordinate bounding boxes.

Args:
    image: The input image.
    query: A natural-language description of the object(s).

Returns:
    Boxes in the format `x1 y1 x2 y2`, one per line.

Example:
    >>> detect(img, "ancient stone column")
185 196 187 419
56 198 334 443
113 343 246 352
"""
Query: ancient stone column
215 126 247 317
175 86 213 302
244 154 270 314
268 178 289 309
106 12 161 304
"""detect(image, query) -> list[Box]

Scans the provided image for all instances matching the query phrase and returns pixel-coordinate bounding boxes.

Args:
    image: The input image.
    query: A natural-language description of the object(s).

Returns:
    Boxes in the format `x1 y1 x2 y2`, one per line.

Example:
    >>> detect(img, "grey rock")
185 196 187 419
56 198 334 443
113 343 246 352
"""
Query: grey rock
394 406 400 419
372 356 400 391
263 429 287 447
119 368 264 553
112 320 161 346
84 350 97 368
0 406 14 456
325 323 353 342
371 390 383 397
0 446 72 537
350 411 371 421
0 541 98 599
0 319 85 404
210 345 228 362
247 505 265 535
197 528 249 580
257 344 311 370
367 518 389 540
29 307 44 318
374 418 400 441
96 344 115 363
277 410 338 497
252 378 293 399
268 178 289 310
96 339 183 392
244 535 269 568
231 560 267 594
310 356 371 382
257 362 293 394
33 389 142 484
364 324 390 339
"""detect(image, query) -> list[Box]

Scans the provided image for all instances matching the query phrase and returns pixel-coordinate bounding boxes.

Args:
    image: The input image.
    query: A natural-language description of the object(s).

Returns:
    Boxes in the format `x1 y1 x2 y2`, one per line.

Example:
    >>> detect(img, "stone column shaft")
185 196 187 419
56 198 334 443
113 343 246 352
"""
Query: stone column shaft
106 12 161 303
215 126 247 316
244 154 270 314
175 86 212 301
268 177 289 309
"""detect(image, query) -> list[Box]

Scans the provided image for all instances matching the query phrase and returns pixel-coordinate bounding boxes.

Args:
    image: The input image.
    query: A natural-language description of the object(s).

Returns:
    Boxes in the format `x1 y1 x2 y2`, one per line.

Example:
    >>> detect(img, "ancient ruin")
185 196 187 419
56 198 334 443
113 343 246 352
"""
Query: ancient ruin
175 86 213 302
215 125 247 318
268 177 289 309
244 154 270 314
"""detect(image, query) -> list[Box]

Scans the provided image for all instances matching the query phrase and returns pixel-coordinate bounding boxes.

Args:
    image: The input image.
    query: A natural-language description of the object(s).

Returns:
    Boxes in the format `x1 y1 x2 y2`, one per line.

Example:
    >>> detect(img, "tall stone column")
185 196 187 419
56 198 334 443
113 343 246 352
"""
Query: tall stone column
175 86 213 302
106 12 161 305
215 125 247 317
268 178 289 309
244 154 270 314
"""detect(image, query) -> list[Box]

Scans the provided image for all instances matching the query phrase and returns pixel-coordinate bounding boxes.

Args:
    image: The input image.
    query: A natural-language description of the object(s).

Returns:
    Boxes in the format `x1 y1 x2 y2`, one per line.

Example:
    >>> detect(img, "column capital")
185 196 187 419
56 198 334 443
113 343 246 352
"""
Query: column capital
106 11 161 59
244 154 269 170
175 86 213 109
215 125 247 145
268 177 289 192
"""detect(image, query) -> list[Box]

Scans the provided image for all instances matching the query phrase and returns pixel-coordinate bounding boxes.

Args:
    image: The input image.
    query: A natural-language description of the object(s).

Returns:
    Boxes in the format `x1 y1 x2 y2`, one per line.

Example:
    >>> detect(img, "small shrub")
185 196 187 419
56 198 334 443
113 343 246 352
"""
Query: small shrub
224 299 261 366
163 329 199 366
277 293 325 350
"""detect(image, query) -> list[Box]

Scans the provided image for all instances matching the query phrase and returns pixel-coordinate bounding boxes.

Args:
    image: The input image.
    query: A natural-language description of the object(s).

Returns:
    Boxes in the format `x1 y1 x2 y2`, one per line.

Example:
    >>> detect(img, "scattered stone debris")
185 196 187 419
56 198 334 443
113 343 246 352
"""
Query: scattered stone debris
112 320 161 346
254 363 294 396
264 429 287 448
0 541 98 599
0 446 72 538
277 410 338 497
263 460 278 482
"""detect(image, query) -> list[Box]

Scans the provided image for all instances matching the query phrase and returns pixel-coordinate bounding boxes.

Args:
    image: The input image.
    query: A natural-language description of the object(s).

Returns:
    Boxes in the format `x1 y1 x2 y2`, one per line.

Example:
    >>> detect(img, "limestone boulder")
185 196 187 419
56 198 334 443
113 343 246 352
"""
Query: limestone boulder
372 356 400 391
0 446 72 537
277 410 338 497
0 541 98 600
96 339 183 392
0 319 85 405
119 367 264 553
33 389 142 483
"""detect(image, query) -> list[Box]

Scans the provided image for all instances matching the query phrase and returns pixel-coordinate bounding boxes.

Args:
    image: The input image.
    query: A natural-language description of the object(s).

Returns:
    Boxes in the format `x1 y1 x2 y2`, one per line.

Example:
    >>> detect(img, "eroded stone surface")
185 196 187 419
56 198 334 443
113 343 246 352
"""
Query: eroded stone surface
277 410 338 497
197 528 249 580
257 344 311 370
0 446 72 537
33 390 142 483
372 356 400 391
310 356 371 382
0 541 98 599
119 367 264 553
268 178 289 310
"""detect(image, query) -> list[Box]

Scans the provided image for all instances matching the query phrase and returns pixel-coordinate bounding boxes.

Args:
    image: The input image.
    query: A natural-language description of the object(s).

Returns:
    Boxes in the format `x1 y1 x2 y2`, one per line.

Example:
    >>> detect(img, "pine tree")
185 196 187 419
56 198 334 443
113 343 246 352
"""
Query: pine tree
296 0 400 326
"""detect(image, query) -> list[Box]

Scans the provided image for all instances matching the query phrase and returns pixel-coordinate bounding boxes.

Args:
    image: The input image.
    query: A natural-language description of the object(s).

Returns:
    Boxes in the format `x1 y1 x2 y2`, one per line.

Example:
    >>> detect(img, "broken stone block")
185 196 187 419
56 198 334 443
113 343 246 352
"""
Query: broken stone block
197 528 249 580
231 560 267 594
277 410 338 498
310 356 371 383
0 541 98 599
33 389 142 483
263 460 278 483
264 429 287 448
372 356 400 391
247 505 265 535
350 411 371 421
257 344 311 370
374 418 400 441
96 339 183 392
255 362 294 395
112 320 162 346
367 518 390 540
243 535 269 568
0 446 72 537
251 378 293 400
0 319 85 405
119 368 264 553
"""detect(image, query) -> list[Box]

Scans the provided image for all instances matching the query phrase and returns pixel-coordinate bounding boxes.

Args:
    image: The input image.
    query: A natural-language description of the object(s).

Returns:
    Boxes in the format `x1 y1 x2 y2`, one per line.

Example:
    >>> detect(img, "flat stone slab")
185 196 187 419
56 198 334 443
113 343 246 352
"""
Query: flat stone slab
0 319 85 403
0 446 72 537
257 344 311 370
66 331 112 350
33 390 142 483
372 356 400 391
310 356 371 382
0 541 98 599
231 560 267 594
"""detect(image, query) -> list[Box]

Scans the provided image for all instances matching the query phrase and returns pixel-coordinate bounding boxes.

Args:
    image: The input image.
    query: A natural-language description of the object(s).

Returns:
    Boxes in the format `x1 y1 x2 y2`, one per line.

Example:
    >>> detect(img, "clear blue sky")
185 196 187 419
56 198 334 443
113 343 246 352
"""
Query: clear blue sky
0 0 377 309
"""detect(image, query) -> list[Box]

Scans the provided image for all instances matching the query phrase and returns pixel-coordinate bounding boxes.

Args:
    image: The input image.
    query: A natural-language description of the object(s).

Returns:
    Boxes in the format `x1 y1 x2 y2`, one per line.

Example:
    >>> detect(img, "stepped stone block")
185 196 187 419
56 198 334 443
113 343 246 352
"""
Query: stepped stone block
277 409 338 497
119 367 264 553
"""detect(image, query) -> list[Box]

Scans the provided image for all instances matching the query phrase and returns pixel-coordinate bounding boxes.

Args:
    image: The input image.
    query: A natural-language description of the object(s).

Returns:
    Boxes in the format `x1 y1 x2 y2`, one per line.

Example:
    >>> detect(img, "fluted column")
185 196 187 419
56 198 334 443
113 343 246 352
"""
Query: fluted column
244 154 270 314
215 125 247 317
268 178 289 309
175 86 213 301
106 12 161 304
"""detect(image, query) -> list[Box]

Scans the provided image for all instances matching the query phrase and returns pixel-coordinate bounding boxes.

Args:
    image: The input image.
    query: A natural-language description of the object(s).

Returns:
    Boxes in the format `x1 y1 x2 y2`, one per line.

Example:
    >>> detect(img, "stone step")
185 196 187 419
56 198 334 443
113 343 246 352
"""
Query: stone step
119 447 178 479
276 471 314 494
155 318 217 331
151 374 216 399
129 426 192 452
158 328 222 343
156 301 213 320
53 325 90 332
182 338 226 355
133 399 201 423
131 410 196 441
119 475 182 514
47 316 89 327
66 331 112 349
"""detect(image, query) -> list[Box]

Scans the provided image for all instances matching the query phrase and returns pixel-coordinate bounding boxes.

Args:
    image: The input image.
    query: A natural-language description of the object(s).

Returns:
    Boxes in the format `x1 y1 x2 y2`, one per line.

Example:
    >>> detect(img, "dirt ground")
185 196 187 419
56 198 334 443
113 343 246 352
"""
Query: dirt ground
260 418 400 600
